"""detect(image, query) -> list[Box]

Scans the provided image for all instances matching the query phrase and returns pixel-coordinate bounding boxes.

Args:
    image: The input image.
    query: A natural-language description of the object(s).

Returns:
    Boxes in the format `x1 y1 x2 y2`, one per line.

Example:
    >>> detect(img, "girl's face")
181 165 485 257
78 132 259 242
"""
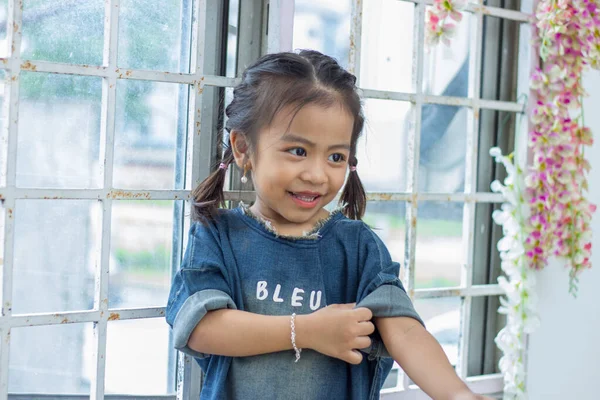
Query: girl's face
238 103 354 234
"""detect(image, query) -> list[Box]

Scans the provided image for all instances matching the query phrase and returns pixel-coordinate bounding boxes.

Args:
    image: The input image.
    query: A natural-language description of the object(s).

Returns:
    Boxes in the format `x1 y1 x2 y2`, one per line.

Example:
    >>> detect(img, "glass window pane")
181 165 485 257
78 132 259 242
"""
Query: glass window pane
419 106 469 193
363 201 406 278
17 72 102 189
9 323 93 394
468 295 505 376
481 16 521 102
105 318 172 395
293 1 351 69
13 200 99 314
21 0 104 65
109 200 176 309
478 110 518 192
358 99 412 192
415 201 463 289
422 9 474 97
414 297 462 367
113 80 188 190
226 0 239 78
0 0 7 58
118 0 193 72
360 0 414 93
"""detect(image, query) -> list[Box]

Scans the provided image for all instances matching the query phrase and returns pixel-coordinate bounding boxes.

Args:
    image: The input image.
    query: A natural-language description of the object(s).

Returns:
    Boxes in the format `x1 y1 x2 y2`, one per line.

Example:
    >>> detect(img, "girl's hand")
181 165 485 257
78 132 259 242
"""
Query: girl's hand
296 303 374 365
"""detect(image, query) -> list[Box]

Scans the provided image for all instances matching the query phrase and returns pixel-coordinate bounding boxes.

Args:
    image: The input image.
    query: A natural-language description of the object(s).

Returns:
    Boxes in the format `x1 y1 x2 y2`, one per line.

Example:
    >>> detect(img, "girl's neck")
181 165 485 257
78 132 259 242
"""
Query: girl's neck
249 202 330 237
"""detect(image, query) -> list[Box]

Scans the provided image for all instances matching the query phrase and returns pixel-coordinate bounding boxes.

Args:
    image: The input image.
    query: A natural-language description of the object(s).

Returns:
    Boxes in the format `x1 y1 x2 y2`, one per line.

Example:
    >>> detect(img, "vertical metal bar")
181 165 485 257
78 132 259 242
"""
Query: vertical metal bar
182 0 221 397
237 0 263 71
458 5 484 380
0 201 14 400
402 0 426 390
189 0 224 208
90 0 120 398
263 0 294 53
0 0 22 396
169 0 194 391
348 0 363 81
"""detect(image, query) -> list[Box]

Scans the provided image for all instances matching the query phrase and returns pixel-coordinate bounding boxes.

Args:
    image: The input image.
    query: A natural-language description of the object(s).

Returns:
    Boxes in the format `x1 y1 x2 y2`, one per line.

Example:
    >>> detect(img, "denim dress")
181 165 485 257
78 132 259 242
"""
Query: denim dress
166 206 423 400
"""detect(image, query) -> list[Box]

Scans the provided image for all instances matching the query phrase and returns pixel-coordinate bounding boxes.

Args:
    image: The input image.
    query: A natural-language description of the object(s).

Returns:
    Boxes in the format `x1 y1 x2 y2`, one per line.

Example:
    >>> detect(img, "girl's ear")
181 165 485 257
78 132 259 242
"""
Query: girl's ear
230 130 250 169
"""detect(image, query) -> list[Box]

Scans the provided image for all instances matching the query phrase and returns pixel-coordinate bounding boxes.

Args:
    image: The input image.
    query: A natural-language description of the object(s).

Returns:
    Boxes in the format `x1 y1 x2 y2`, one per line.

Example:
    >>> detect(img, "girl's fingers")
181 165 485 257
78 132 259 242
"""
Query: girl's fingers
353 307 373 322
345 350 364 365
354 336 372 350
358 321 375 336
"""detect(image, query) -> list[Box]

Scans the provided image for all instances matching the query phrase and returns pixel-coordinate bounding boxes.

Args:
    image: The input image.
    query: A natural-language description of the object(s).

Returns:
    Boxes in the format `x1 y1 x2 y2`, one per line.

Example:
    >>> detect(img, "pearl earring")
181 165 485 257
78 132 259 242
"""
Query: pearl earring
241 166 249 184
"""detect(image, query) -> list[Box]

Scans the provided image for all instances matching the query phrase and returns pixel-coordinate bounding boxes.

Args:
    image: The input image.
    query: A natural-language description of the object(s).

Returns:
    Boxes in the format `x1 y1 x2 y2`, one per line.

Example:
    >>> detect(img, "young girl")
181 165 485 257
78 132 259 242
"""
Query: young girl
166 50 493 400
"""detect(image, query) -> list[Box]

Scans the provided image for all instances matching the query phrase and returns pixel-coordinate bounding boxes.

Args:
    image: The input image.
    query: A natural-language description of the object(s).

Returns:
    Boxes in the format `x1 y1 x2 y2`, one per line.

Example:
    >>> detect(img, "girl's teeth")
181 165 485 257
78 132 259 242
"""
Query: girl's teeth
294 193 317 201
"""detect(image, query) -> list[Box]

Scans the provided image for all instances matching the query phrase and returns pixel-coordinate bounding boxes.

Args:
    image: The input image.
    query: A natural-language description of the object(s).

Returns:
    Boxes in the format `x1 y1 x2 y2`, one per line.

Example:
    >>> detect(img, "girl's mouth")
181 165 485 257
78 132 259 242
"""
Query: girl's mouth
288 191 321 208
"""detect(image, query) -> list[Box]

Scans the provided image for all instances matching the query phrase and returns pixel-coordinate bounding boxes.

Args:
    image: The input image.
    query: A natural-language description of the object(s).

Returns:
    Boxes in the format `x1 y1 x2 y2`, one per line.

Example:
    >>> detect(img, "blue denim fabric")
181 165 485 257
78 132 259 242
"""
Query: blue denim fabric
166 207 423 400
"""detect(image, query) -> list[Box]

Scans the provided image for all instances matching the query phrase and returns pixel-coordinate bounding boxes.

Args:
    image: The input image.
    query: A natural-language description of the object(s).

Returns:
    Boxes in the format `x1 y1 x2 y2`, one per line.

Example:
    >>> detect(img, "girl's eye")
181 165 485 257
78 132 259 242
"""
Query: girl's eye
329 153 346 163
287 148 307 157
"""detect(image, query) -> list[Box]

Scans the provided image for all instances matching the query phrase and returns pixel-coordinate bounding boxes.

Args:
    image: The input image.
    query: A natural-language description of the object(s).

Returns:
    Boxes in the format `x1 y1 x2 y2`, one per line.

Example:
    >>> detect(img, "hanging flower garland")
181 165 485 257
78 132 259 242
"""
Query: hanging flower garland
425 0 466 46
425 0 599 396
490 148 540 399
527 0 599 296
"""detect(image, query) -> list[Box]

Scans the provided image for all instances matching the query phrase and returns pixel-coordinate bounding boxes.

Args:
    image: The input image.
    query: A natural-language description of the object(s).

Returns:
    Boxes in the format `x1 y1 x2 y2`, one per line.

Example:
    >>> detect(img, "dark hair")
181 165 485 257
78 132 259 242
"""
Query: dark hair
191 50 366 221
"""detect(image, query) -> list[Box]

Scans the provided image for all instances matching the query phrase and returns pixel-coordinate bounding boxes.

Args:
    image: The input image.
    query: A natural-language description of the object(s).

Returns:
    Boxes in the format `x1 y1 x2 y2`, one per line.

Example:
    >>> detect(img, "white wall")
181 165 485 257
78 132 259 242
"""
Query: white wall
526 70 600 399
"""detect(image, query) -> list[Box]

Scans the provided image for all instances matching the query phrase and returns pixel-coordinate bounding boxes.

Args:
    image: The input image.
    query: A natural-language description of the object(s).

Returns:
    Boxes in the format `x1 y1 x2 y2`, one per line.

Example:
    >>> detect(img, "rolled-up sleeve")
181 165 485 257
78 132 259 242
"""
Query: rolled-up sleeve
356 225 424 359
166 222 237 358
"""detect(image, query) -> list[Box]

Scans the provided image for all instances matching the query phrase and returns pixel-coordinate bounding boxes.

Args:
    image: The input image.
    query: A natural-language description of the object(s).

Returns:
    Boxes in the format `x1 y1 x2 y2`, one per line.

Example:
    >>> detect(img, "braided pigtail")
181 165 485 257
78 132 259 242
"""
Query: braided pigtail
190 146 235 221
339 155 366 220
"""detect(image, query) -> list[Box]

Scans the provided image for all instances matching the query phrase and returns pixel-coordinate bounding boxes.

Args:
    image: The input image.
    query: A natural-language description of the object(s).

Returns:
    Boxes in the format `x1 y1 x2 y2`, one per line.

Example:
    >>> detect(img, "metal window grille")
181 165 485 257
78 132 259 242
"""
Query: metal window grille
0 0 533 399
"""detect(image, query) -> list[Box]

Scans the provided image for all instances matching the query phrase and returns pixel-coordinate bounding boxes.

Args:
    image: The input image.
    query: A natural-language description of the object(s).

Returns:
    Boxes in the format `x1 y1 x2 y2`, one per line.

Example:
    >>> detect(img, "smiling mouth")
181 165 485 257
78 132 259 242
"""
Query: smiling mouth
287 191 322 203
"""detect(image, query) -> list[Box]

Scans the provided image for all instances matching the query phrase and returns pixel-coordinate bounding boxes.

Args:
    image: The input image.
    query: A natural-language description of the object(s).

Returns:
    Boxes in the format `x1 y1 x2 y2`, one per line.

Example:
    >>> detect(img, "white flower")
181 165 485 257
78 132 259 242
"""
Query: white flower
490 147 503 158
490 146 539 399
490 180 504 193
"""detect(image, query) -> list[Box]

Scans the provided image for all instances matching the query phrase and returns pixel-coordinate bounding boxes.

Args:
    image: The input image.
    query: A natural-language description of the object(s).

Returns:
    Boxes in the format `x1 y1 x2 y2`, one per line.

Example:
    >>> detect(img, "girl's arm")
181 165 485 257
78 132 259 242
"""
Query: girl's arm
376 316 493 400
189 304 374 364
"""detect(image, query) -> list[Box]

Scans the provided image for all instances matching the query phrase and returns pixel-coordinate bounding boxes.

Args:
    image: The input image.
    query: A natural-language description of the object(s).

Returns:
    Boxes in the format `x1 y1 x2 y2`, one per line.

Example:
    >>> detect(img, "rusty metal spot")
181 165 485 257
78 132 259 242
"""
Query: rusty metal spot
7 208 13 219
472 6 491 15
379 193 393 201
411 215 417 228
125 70 132 77
13 22 18 33
108 313 120 321
106 190 152 200
21 61 36 71
61 318 69 324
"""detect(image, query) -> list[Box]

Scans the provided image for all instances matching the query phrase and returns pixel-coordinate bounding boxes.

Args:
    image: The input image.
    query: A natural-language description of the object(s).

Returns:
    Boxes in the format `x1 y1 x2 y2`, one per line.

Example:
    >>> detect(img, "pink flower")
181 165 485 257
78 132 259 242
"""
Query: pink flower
434 0 466 22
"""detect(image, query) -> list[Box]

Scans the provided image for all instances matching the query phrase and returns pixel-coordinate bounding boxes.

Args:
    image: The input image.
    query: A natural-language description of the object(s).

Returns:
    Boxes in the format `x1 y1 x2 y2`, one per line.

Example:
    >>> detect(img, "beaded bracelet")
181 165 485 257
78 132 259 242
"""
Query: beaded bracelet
291 313 302 363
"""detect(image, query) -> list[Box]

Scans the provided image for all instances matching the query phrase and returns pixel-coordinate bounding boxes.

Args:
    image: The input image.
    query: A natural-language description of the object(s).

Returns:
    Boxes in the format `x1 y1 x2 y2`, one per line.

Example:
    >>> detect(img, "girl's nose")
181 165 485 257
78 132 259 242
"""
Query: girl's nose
300 162 328 185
